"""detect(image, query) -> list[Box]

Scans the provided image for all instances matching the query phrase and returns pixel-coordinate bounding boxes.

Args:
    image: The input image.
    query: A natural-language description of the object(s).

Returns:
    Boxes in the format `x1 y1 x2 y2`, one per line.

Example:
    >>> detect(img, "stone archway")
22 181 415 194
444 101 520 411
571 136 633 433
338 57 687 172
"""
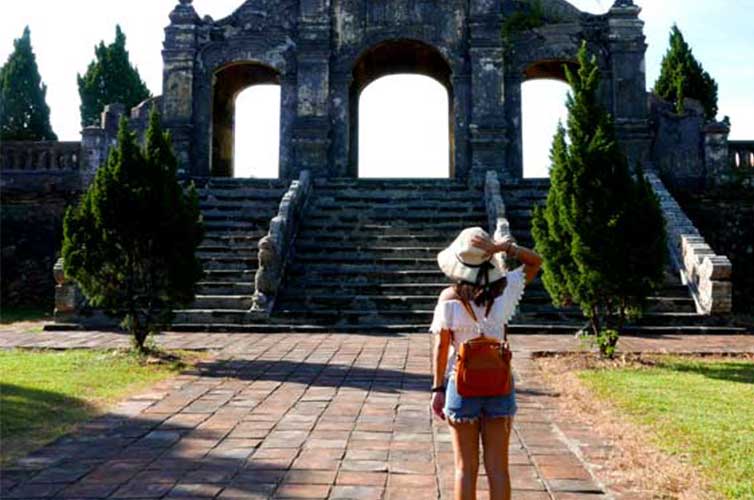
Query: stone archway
211 63 280 178
347 40 455 178
521 60 576 178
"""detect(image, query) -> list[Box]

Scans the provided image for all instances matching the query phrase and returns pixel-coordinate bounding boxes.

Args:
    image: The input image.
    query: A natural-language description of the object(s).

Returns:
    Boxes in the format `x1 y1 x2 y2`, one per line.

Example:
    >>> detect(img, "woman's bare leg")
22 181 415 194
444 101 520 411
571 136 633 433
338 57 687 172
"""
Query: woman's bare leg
449 419 481 500
481 416 513 500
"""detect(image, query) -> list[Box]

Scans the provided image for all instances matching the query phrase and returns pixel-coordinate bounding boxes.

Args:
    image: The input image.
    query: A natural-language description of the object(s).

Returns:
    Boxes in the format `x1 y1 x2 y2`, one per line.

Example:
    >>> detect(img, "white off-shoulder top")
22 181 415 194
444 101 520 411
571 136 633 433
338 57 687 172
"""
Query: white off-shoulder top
429 265 527 378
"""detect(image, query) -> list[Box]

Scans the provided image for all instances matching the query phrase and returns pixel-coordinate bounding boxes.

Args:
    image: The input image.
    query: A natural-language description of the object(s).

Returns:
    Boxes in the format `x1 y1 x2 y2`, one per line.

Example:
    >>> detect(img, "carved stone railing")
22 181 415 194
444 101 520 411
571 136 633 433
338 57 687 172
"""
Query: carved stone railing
729 140 754 169
251 170 313 315
1 141 81 171
644 171 732 314
485 170 514 241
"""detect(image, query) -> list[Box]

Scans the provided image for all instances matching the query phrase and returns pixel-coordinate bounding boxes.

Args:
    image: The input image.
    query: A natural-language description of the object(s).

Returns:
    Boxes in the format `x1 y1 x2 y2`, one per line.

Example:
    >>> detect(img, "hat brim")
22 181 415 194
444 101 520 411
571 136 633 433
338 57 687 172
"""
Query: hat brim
437 248 506 284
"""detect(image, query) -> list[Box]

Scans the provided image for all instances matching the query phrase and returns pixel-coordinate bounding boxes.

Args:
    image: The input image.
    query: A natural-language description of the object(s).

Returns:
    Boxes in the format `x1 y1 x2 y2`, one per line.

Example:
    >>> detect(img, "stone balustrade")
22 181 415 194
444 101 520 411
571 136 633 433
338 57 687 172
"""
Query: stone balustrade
644 171 732 314
1 141 81 171
485 170 513 242
729 140 754 169
252 170 313 315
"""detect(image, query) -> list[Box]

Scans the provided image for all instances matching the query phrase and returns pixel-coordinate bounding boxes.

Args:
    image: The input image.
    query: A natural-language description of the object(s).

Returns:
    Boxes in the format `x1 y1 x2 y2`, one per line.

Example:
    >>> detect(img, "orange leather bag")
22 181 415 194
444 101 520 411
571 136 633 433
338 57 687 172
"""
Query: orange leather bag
454 299 513 398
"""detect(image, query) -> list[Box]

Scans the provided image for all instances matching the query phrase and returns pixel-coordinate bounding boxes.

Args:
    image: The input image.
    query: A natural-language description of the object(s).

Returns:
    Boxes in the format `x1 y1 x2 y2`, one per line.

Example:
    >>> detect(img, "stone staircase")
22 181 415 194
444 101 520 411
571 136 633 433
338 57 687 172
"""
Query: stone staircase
170 176 741 335
501 178 740 334
172 178 288 327
264 178 487 333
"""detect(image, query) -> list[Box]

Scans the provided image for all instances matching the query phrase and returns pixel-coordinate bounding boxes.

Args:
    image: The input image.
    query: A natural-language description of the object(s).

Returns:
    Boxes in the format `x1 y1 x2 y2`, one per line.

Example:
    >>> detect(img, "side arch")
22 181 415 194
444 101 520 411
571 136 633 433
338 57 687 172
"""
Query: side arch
192 40 295 177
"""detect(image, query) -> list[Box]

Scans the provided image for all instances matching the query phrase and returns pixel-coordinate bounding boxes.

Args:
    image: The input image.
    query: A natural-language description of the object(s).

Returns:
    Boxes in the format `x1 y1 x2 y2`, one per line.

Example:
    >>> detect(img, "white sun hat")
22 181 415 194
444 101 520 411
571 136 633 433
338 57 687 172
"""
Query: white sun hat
437 227 509 285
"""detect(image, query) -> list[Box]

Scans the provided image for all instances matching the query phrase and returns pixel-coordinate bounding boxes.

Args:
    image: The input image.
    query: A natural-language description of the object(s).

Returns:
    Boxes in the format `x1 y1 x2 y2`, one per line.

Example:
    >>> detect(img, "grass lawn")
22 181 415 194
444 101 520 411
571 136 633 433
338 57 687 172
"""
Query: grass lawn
578 356 754 499
0 349 192 465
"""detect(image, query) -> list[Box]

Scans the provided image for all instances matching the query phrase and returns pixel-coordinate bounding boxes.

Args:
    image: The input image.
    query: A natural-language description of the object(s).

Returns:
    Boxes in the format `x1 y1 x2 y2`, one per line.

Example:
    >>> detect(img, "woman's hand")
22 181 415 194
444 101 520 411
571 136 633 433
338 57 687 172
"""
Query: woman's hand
431 391 446 421
471 234 498 258
471 234 514 258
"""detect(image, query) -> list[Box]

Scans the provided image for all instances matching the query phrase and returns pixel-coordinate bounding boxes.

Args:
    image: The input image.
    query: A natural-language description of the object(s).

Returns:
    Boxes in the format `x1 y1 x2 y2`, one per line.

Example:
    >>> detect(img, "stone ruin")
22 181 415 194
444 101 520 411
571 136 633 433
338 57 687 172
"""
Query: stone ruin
160 0 649 180
1 0 751 329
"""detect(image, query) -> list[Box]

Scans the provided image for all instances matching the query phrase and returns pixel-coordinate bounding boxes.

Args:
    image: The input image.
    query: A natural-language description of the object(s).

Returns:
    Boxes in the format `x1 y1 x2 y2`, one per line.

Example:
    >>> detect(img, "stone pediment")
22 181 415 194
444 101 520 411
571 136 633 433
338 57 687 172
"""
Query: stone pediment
508 0 584 22
214 0 298 31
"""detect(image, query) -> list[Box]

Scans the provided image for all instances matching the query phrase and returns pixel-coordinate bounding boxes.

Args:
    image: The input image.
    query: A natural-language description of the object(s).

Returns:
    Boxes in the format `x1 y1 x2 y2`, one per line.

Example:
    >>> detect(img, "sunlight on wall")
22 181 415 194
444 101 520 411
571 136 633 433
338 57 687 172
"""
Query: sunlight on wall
234 85 280 178
359 74 449 178
522 80 571 178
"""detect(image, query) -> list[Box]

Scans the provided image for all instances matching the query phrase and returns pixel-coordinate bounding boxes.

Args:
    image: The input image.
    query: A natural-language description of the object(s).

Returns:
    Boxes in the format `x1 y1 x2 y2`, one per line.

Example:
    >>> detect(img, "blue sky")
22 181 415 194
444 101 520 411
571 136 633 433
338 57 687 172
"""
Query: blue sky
1 0 752 178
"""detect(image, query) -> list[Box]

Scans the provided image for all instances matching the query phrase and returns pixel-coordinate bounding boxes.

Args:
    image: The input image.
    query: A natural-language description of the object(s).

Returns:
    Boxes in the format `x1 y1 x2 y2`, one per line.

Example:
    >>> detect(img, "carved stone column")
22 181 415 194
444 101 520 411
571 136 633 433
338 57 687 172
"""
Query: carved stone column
607 0 651 169
162 0 201 175
291 0 332 178
468 0 509 183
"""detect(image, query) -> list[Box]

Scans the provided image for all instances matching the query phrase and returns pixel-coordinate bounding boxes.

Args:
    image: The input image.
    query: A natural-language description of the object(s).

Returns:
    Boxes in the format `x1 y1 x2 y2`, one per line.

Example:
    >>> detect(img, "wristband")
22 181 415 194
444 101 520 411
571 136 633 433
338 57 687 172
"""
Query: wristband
431 385 446 393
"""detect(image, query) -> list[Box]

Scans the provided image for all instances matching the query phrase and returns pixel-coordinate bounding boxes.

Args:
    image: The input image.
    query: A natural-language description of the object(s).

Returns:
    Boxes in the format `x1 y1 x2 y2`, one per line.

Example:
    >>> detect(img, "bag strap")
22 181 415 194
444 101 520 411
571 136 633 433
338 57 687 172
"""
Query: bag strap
458 297 507 343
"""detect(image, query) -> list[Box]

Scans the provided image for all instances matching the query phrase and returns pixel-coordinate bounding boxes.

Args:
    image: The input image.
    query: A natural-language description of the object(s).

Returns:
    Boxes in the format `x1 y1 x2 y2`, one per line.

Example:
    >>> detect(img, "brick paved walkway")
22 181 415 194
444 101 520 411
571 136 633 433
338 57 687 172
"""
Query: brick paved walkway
2 328 753 499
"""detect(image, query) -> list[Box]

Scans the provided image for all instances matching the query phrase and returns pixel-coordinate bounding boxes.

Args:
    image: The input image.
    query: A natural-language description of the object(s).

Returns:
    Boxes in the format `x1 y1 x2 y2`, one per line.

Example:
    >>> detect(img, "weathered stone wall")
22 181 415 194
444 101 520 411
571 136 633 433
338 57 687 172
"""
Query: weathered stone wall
670 185 754 314
0 142 83 307
0 103 146 310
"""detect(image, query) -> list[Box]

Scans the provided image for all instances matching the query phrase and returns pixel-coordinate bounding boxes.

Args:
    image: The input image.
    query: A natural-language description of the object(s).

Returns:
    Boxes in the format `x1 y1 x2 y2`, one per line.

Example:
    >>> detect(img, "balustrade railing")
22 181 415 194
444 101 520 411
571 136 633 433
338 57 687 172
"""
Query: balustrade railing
729 140 754 169
1 141 82 171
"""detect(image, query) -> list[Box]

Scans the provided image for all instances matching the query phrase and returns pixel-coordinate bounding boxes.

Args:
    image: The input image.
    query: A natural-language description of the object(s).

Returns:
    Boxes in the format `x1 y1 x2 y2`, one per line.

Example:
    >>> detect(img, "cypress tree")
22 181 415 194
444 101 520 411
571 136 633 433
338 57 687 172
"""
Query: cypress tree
531 42 666 357
0 27 57 141
62 108 204 352
654 25 718 120
78 25 151 127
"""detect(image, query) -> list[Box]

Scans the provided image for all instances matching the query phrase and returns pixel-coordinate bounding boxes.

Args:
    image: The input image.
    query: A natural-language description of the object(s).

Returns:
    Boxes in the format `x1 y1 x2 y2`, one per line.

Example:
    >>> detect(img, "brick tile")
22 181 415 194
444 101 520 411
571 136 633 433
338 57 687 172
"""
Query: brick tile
283 469 337 485
335 471 387 486
273 483 330 498
329 485 384 499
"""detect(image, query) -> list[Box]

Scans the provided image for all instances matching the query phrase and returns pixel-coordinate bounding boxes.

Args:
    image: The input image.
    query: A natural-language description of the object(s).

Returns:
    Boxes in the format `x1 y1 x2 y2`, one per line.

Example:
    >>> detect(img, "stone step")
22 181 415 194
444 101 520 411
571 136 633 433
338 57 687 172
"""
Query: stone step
191 294 253 309
274 293 697 316
201 257 257 271
199 199 283 210
305 212 485 224
314 178 469 189
292 247 443 259
286 267 444 283
197 281 255 295
282 281 450 295
514 311 719 327
289 258 439 270
298 222 481 236
312 191 482 202
198 250 258 260
201 232 267 246
200 209 279 222
198 242 258 252
191 177 288 189
197 189 286 200
312 200 486 211
295 233 457 246
202 210 275 223
277 286 696 313
200 269 257 282
203 220 269 232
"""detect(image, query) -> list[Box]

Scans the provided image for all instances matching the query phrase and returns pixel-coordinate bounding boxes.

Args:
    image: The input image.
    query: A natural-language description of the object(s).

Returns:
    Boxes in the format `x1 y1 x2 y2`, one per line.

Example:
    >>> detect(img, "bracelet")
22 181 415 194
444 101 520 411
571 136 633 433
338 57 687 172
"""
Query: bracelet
510 243 520 259
431 385 446 393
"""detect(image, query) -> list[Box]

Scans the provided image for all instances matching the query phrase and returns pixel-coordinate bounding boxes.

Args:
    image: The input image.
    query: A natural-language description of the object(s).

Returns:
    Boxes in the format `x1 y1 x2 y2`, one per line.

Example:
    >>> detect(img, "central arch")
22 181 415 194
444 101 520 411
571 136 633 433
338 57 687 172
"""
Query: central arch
348 40 455 178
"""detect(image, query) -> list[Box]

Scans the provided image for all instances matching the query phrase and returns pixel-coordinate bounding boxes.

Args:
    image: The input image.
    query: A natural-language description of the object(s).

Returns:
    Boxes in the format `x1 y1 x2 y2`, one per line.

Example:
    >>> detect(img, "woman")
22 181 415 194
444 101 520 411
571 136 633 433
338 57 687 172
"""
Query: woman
430 227 542 500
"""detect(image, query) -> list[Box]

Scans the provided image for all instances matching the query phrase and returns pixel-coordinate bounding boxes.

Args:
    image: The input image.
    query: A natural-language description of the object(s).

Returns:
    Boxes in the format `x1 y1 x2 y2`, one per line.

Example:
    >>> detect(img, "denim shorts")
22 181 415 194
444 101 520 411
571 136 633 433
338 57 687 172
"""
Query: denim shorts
443 373 517 423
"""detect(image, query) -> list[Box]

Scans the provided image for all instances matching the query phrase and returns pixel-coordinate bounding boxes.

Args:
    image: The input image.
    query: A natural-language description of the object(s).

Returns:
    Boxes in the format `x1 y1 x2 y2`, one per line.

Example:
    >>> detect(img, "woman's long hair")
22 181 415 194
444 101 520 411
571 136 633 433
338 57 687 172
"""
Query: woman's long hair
454 277 507 308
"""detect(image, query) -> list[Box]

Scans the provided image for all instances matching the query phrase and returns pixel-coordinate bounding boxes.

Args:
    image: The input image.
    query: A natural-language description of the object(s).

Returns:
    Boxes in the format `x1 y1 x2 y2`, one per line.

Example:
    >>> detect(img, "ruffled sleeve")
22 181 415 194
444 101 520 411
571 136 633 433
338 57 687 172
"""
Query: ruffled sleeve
429 300 455 334
501 265 526 324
